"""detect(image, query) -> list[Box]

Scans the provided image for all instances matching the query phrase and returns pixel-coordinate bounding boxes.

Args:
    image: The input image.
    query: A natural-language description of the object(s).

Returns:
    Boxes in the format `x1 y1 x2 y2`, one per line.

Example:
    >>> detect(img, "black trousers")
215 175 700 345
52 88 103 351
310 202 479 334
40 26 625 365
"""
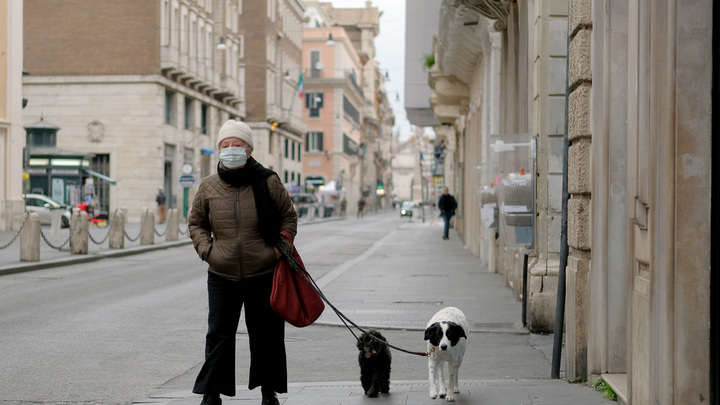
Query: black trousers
193 271 287 397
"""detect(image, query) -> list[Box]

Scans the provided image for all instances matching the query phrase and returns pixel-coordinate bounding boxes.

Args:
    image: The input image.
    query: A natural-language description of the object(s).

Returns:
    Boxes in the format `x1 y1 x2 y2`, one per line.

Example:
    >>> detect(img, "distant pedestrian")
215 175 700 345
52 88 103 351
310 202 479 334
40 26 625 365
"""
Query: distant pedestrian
340 197 347 216
84 178 96 217
438 187 457 240
357 197 366 219
156 188 166 223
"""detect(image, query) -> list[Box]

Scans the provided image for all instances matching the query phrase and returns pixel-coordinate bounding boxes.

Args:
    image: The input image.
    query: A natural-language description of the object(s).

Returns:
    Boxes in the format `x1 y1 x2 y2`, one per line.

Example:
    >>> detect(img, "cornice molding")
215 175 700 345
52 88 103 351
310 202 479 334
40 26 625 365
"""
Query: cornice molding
450 0 511 31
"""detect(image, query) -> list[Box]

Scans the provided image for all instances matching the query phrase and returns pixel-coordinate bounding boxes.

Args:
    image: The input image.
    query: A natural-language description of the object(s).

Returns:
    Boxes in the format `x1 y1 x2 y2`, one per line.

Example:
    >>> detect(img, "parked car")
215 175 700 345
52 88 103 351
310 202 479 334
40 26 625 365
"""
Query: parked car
289 193 320 218
400 200 415 217
23 194 71 228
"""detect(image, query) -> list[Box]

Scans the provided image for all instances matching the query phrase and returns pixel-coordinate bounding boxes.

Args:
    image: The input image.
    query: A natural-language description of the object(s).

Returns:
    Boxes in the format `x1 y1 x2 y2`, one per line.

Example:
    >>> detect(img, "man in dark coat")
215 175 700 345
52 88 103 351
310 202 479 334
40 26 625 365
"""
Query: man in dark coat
438 187 457 240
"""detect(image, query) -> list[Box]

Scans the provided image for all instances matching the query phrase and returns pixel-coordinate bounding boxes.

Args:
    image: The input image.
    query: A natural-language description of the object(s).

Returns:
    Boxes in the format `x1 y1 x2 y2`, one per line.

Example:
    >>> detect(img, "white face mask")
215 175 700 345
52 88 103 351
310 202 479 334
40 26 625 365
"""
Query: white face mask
219 146 247 168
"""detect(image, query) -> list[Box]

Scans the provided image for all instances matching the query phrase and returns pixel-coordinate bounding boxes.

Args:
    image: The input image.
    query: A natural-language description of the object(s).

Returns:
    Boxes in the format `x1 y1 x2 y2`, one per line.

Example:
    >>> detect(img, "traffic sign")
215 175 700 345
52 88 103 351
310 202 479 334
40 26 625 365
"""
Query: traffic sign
179 174 196 188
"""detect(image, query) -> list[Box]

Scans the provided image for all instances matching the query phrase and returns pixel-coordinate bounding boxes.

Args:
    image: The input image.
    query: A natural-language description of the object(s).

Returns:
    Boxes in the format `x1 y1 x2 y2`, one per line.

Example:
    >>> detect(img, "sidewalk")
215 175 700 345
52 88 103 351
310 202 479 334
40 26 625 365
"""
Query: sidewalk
0 214 613 405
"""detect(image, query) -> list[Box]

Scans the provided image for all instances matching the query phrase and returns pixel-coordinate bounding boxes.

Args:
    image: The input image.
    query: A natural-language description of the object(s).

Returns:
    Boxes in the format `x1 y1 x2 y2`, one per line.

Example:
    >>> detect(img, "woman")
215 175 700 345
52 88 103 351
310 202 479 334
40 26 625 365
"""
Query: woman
188 119 297 405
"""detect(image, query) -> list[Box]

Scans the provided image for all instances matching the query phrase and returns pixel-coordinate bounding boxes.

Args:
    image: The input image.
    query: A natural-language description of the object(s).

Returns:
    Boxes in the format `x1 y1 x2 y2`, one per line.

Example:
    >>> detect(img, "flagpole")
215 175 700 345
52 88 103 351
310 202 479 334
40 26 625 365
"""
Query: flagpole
286 70 303 118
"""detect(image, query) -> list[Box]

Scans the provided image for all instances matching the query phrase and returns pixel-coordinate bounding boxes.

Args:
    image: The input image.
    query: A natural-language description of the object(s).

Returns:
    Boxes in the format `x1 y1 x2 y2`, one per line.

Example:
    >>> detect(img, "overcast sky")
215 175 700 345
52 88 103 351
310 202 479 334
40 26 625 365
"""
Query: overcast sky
328 0 413 141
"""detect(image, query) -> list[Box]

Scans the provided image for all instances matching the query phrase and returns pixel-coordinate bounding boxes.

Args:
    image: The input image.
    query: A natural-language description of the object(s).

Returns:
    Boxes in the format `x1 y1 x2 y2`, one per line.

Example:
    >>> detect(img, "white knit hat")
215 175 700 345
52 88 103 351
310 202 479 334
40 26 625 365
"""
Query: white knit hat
216 120 254 150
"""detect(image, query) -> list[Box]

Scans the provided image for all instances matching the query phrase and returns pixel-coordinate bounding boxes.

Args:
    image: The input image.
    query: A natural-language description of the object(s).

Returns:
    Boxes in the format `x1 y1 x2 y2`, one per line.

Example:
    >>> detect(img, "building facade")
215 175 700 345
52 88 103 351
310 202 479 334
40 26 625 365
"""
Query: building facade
0 0 26 231
419 0 566 332
21 0 297 222
563 1 716 404
301 1 392 214
413 0 717 403
240 0 305 188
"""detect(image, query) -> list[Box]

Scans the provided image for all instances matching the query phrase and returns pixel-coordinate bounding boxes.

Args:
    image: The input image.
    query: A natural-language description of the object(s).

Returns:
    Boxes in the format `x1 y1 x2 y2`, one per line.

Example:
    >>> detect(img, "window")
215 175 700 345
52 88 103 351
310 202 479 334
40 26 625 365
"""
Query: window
343 95 359 124
269 132 273 153
184 97 193 130
305 131 323 152
284 170 288 183
291 141 296 160
200 103 208 134
310 50 321 77
306 92 323 118
165 90 175 125
284 138 289 158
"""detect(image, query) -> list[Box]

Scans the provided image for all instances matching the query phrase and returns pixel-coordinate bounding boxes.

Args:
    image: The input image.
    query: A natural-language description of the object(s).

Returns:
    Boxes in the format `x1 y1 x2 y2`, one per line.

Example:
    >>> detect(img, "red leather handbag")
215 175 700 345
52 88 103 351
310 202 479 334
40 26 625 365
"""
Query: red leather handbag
270 231 325 327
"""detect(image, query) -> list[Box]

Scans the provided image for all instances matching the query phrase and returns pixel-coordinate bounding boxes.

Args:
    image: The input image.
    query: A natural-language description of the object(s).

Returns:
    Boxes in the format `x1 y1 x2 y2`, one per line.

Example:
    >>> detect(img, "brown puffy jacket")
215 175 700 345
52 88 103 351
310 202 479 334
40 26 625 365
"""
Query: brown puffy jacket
188 172 297 281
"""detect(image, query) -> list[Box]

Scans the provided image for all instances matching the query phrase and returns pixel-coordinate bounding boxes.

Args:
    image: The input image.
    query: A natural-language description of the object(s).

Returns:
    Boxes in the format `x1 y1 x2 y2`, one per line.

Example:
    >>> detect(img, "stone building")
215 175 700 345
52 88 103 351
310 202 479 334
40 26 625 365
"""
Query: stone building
563 1 715 403
22 0 304 222
241 0 305 188
300 1 393 213
300 4 366 212
416 0 567 332
411 0 717 403
0 0 26 231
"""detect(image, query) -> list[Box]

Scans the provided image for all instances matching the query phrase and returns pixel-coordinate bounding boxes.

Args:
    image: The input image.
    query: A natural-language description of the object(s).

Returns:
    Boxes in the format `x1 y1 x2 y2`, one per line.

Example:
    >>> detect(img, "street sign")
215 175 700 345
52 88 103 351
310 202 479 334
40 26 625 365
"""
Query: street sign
179 174 196 188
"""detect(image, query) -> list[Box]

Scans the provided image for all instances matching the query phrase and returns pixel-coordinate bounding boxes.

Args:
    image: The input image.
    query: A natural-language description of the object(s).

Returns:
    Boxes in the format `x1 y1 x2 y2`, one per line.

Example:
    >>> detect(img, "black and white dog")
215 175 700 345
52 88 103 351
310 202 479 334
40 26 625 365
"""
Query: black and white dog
357 329 391 397
424 307 468 402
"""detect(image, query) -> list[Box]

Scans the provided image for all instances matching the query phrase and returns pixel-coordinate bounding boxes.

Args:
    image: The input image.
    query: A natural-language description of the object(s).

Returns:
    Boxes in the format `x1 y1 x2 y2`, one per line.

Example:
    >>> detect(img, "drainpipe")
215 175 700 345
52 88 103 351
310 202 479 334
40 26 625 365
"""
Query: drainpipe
551 31 571 380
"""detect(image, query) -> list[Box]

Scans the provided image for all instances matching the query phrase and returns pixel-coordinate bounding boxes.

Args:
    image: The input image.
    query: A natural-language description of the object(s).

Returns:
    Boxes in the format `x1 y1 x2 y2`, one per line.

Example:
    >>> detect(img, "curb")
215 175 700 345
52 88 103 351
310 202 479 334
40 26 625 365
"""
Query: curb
0 239 194 277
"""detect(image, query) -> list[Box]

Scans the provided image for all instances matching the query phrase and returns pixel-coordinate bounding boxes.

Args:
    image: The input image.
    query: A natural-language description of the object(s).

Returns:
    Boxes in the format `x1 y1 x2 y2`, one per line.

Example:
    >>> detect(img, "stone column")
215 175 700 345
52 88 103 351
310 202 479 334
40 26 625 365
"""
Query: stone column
109 210 125 249
140 208 155 246
70 209 89 255
564 0 594 381
526 0 569 333
19 213 41 261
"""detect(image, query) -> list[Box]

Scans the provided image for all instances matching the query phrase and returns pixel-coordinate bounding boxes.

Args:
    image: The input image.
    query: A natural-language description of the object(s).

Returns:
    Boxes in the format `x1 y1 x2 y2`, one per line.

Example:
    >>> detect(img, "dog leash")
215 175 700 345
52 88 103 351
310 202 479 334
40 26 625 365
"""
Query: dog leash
277 241 429 357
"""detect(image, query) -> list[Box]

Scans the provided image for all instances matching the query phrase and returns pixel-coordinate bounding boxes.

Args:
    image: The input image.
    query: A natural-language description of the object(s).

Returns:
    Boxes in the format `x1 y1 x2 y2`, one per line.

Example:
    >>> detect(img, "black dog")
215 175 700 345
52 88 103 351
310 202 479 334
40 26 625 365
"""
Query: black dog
357 329 392 397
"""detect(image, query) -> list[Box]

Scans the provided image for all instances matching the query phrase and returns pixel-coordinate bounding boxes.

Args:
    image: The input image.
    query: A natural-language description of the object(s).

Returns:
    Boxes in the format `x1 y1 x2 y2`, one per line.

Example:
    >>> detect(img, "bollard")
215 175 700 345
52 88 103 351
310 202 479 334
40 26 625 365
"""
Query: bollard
19 212 41 262
50 209 62 241
140 208 155 246
109 210 125 249
166 208 179 242
70 209 89 255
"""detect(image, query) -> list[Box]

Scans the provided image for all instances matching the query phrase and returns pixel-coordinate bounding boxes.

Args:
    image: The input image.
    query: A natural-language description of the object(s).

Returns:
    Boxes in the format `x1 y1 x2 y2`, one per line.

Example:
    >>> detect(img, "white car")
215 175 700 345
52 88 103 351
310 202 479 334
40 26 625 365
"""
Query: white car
400 201 415 217
23 194 71 228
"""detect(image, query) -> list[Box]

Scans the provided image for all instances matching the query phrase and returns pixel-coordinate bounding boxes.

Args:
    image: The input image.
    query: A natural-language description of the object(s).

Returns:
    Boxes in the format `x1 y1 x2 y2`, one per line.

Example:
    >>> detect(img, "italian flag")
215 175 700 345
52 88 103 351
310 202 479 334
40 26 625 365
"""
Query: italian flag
298 73 304 98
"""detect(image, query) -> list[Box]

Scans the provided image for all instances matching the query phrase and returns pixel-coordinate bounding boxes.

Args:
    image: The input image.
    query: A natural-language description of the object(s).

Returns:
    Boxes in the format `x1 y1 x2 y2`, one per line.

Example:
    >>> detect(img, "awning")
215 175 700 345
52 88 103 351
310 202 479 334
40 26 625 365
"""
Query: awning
83 168 117 185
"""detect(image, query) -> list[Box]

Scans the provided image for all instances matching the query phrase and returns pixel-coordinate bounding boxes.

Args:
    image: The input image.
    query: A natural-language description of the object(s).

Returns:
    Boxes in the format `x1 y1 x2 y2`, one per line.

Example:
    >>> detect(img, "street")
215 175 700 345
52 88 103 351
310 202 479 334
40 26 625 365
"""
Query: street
0 209 576 404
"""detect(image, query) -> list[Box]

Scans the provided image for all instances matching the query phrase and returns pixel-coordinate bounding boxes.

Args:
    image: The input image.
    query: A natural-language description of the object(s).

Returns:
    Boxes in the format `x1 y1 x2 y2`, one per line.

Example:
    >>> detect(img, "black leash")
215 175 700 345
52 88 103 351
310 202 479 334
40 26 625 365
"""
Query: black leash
277 240 428 357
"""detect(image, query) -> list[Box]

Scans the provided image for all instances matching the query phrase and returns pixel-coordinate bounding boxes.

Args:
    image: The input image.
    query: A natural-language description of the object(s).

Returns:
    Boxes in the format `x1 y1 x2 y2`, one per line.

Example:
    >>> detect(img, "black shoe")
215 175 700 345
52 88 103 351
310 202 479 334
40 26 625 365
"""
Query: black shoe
261 392 279 405
200 393 221 405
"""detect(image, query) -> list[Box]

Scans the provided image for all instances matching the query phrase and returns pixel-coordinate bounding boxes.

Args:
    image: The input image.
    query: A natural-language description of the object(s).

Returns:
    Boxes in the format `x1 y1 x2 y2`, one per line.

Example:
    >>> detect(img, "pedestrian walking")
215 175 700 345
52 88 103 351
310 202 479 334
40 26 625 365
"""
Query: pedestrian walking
438 187 457 240
340 197 347 217
84 178 96 217
188 119 298 405
156 188 166 223
357 196 366 219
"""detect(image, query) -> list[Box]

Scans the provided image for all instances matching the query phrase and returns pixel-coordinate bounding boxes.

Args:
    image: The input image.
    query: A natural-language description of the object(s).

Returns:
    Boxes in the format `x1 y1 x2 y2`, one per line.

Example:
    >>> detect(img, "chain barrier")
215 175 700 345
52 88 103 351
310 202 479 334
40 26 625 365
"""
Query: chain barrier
154 226 166 237
0 213 28 250
88 214 113 245
124 213 143 242
178 225 188 235
40 228 71 250
89 228 110 245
